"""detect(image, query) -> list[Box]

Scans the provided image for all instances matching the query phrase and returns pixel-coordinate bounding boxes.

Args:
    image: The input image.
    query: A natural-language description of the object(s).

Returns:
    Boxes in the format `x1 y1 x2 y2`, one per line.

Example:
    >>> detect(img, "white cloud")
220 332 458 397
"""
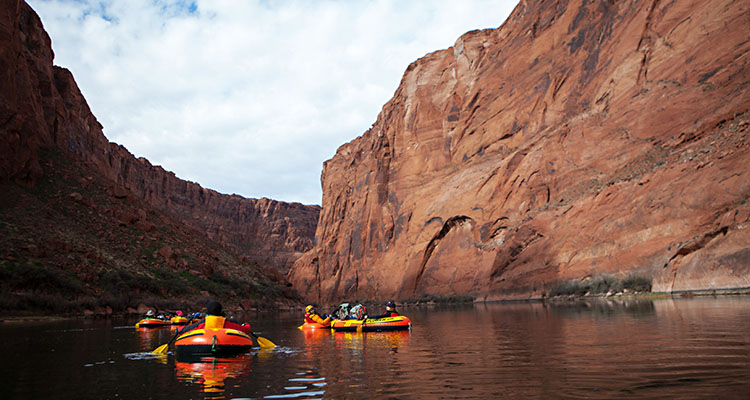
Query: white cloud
27 0 518 205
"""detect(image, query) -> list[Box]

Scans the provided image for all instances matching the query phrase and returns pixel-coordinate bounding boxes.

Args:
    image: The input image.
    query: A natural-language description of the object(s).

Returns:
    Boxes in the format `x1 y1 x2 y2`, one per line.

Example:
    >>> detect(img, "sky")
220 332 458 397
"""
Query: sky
27 0 518 205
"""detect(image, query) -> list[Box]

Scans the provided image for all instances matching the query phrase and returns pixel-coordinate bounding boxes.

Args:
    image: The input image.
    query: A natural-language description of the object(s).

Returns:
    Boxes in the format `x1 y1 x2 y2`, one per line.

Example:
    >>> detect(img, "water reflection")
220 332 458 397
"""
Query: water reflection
393 298 750 399
134 325 176 352
332 330 411 354
1 298 749 399
174 354 252 398
264 370 327 399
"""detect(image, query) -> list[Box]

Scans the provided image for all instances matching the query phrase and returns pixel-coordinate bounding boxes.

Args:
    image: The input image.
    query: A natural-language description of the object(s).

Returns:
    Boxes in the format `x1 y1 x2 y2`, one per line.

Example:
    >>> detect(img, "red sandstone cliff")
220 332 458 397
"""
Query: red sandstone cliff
289 0 750 302
1 0 319 274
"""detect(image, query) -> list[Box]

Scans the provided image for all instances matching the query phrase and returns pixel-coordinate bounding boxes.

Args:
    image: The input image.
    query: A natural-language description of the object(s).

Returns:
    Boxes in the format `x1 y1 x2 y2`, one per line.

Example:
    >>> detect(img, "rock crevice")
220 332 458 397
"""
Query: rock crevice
289 0 750 302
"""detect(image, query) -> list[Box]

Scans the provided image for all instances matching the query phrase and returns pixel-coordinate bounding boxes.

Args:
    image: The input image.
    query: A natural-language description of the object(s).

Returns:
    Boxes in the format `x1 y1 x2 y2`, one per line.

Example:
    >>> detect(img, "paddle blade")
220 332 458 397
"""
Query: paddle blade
356 322 365 333
152 343 169 354
256 336 276 348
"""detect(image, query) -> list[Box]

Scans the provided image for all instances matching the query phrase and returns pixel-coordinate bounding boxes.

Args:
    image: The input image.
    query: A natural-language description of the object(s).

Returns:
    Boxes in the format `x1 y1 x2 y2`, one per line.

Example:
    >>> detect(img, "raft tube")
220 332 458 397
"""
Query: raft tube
299 321 332 330
176 316 253 357
175 328 253 357
331 316 411 332
135 318 172 328
170 316 189 325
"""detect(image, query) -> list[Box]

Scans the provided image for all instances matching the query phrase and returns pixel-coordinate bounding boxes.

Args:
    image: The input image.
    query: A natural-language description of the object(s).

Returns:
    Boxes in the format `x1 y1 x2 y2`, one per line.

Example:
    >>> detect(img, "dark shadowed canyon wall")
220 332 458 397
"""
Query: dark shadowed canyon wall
1 0 319 276
289 0 750 303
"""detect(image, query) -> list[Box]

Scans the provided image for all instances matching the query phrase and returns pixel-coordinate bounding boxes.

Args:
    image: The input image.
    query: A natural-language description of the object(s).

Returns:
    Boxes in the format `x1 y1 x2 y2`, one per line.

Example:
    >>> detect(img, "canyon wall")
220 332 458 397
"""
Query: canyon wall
289 0 750 302
1 0 319 274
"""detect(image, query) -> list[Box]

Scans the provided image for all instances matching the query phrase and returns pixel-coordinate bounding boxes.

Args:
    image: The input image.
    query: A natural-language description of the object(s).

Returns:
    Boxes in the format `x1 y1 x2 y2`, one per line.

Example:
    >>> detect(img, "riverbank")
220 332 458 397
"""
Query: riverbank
0 298 303 322
5 287 750 322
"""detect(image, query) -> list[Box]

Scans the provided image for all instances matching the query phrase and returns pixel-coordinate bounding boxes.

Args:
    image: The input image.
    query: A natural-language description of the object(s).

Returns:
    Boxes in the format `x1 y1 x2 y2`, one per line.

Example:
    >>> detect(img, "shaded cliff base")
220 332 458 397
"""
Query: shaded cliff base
0 146 302 317
332 288 750 314
309 273 750 311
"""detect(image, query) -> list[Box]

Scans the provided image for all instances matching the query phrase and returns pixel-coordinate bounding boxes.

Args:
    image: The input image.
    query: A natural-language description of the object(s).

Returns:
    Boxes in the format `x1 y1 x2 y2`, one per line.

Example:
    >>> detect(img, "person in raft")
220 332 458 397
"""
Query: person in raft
177 300 252 335
304 305 332 326
368 301 399 319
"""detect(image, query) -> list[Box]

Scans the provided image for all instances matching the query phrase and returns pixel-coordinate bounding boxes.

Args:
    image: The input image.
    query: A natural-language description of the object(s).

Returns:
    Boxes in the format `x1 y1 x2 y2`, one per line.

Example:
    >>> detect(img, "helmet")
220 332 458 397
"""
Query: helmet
206 300 223 316
386 301 396 308
176 310 183 316
146 310 154 316
305 305 314 313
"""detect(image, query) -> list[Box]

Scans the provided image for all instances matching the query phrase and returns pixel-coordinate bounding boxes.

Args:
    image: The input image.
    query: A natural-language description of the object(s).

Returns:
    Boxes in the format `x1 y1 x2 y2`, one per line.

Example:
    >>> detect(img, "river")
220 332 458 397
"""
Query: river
2 296 749 399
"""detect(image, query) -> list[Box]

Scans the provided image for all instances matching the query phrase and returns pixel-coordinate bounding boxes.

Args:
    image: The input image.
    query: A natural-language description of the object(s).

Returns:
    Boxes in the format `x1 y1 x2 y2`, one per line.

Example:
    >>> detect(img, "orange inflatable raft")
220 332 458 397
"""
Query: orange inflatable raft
299 321 331 330
331 316 411 332
175 316 253 357
135 318 172 328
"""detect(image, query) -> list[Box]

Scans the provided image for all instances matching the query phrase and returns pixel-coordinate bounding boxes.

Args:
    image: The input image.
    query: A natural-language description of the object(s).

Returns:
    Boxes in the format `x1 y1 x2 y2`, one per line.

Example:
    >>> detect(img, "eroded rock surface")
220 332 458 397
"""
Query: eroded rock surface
1 0 319 273
290 0 750 302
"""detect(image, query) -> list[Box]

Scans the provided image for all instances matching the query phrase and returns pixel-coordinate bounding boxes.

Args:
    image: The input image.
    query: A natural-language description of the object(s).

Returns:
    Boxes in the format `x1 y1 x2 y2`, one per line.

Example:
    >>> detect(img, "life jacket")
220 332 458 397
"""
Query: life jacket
305 312 330 325
205 315 226 330
179 315 252 335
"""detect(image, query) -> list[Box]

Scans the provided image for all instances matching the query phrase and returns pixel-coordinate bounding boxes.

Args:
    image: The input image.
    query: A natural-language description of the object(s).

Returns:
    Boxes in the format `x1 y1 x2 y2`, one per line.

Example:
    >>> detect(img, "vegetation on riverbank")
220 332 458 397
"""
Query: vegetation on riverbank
0 147 300 317
547 274 652 298
402 293 475 305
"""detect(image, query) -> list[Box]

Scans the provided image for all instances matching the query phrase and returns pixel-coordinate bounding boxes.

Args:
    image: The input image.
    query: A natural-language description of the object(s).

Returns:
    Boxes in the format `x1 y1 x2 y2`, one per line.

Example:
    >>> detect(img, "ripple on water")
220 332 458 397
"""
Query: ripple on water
123 352 168 361
263 370 326 399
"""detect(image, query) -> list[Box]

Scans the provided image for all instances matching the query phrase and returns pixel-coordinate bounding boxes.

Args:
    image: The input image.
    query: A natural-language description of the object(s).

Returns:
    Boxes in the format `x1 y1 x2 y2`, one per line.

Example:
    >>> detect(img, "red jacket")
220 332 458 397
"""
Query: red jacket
370 310 399 319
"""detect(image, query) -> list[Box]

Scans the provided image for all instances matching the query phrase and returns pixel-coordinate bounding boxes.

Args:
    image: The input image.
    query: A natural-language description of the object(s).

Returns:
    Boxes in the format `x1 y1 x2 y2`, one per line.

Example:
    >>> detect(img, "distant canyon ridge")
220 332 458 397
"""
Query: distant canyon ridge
2 0 319 279
289 0 750 303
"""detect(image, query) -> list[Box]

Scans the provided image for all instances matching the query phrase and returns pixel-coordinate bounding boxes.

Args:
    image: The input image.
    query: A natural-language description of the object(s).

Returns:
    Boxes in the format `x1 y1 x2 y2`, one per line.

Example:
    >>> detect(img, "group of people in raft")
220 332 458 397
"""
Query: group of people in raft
145 309 197 323
144 299 399 336
304 301 399 328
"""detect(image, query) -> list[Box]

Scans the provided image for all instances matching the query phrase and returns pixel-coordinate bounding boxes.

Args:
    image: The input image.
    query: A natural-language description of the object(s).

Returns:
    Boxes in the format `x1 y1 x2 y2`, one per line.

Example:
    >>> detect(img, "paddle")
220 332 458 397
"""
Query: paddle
249 332 276 348
356 316 367 333
152 329 182 354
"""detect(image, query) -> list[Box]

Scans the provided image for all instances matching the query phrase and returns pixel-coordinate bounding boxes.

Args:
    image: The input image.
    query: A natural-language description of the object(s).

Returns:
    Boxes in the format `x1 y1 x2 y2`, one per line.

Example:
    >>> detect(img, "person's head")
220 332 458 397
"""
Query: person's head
305 305 314 314
206 301 223 316
386 301 396 311
176 310 183 316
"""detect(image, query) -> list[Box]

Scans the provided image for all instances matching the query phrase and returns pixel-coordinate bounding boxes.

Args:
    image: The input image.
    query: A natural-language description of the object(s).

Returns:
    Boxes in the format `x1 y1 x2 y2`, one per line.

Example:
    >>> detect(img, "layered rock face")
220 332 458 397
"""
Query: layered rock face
1 0 319 273
290 0 750 302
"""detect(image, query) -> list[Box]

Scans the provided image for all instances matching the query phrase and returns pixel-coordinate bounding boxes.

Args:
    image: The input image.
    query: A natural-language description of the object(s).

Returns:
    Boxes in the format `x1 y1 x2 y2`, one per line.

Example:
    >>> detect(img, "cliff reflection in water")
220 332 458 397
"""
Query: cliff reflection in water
264 298 750 399
365 298 749 399
2 297 749 399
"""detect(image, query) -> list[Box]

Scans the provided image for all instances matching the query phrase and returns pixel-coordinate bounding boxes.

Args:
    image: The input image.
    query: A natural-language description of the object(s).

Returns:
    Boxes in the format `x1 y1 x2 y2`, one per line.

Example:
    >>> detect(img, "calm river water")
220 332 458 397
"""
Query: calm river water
2 296 749 399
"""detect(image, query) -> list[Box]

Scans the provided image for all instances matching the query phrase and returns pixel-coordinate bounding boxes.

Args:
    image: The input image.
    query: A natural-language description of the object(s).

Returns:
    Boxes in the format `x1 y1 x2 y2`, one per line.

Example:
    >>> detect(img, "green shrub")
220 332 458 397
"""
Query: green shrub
548 280 589 297
98 269 163 295
548 274 652 297
404 293 475 304
0 261 84 295
622 274 652 292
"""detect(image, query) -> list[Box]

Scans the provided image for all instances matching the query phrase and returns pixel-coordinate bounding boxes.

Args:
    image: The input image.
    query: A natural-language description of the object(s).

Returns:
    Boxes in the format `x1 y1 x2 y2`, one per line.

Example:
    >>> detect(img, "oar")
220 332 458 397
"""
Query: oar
152 329 182 354
249 332 276 348
356 317 367 333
